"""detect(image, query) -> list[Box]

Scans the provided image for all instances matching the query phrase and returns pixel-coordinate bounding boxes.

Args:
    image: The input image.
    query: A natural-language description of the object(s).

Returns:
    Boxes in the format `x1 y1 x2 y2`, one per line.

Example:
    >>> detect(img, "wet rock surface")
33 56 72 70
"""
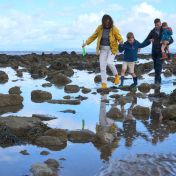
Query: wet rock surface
31 90 52 103
0 93 23 107
106 107 123 120
46 72 71 86
30 158 59 176
97 154 176 176
8 86 22 95
35 136 67 151
47 99 81 105
132 105 150 119
68 130 96 143
0 71 9 83
138 83 151 93
64 85 80 93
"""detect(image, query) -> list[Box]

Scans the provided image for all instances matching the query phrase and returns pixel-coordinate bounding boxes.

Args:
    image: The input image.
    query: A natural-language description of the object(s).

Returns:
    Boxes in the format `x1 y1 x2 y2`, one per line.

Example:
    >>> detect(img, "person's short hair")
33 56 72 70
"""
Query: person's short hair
127 32 134 39
162 22 168 27
154 18 161 24
102 14 113 29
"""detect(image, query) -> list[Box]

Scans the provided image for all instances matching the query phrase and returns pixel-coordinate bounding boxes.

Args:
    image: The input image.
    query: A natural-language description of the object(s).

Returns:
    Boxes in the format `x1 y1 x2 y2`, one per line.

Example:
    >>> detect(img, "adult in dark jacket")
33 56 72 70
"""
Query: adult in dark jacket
144 18 173 85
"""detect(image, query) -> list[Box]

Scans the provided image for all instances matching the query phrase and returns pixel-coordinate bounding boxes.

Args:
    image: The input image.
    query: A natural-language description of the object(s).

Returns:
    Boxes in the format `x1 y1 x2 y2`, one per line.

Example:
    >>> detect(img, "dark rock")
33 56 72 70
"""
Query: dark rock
31 90 52 103
40 151 50 155
75 95 88 101
42 83 52 87
20 150 30 155
82 87 91 94
109 94 121 99
47 99 81 105
63 95 71 99
8 86 22 95
64 85 80 93
162 105 176 121
44 159 59 169
0 94 23 107
0 71 8 83
60 110 76 114
32 114 57 121
168 89 176 105
138 83 151 93
68 130 96 143
94 75 101 83
44 129 68 142
35 136 67 151
46 73 71 86
0 116 42 137
97 88 112 94
106 107 123 120
132 105 150 119
163 69 172 77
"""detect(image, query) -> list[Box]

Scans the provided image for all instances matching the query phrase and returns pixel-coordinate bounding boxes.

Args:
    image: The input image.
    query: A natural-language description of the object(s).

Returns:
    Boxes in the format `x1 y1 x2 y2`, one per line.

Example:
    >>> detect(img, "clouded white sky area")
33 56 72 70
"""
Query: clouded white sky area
0 0 175 51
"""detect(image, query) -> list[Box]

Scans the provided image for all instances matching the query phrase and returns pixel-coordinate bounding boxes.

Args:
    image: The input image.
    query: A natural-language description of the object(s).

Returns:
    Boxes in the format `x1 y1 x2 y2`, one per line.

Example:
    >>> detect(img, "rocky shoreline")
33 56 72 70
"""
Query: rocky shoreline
0 52 176 175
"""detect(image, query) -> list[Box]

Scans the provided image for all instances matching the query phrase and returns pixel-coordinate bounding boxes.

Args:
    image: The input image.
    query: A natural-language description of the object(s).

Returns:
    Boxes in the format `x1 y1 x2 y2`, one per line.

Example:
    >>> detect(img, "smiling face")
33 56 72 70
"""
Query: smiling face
104 19 110 29
127 32 135 44
155 21 162 29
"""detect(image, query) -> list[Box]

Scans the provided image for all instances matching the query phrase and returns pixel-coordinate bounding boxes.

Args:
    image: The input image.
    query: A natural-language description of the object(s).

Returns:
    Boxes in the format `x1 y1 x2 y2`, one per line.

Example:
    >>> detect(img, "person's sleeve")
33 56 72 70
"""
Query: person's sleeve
138 40 151 48
85 26 99 45
114 26 123 43
145 30 153 40
167 27 173 35
118 43 125 52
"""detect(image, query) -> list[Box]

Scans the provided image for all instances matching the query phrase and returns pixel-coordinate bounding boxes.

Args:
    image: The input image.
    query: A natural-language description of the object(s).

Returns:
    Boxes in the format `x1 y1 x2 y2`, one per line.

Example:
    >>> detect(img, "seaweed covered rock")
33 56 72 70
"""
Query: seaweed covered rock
0 71 8 83
31 90 52 103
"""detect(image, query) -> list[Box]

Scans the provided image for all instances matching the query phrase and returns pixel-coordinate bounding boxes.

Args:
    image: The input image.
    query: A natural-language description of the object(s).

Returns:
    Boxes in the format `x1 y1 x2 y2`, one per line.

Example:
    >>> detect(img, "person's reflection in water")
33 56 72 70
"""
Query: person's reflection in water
121 98 137 147
94 94 119 161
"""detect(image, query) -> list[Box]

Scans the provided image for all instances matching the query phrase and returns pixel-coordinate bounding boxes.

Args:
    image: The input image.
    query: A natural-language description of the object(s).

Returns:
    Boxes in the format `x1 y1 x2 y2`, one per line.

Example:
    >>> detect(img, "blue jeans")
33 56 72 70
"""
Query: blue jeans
152 51 163 84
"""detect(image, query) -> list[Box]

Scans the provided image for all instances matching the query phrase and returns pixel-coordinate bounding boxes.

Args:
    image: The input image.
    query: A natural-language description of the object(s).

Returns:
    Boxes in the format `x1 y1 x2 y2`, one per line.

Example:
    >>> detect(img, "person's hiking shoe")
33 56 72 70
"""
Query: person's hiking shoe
161 52 168 60
118 76 124 87
101 83 107 89
114 75 120 85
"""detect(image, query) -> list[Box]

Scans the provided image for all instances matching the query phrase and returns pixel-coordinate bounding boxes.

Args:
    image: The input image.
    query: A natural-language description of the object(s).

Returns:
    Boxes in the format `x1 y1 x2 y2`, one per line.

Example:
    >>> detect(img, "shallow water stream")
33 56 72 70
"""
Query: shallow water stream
0 58 176 176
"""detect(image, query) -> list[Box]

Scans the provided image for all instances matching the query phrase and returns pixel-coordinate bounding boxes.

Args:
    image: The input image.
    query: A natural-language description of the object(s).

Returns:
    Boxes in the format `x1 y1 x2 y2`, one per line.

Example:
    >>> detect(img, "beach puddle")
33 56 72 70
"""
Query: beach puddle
0 58 176 176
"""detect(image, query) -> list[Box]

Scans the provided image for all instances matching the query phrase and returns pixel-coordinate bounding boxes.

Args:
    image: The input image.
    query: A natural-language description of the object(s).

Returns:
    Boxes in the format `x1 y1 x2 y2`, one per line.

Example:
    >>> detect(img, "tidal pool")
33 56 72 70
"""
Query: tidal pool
0 58 176 176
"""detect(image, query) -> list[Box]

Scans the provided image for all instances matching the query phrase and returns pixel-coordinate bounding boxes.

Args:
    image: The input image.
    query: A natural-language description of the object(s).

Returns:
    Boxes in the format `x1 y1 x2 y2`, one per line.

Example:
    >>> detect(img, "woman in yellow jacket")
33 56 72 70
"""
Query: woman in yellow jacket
82 14 123 89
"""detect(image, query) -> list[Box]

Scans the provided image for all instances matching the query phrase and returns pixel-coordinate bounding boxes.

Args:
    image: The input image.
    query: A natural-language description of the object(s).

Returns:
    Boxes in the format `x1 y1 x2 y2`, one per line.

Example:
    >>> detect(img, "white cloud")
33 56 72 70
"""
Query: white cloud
0 1 175 51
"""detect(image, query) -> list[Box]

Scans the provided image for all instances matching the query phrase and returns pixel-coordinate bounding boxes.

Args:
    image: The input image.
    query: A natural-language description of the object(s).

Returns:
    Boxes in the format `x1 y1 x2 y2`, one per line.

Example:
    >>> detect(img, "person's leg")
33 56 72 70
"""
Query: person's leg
152 52 158 84
155 52 163 85
99 49 108 88
119 62 127 87
161 41 168 60
107 51 119 85
129 62 137 87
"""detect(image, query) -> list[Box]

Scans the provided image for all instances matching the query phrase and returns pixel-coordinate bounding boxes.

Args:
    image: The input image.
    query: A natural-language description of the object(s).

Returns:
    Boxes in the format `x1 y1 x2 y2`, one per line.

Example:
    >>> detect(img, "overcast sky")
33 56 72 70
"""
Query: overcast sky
0 0 175 51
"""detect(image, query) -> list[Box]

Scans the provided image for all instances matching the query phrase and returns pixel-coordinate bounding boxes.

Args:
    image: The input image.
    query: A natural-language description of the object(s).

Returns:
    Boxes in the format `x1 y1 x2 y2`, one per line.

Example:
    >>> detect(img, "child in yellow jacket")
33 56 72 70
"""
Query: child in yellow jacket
82 14 123 89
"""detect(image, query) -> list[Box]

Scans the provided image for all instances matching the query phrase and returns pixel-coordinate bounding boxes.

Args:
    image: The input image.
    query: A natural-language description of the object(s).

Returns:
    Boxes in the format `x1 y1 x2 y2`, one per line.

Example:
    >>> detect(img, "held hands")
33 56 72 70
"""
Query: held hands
150 39 154 43
119 40 123 45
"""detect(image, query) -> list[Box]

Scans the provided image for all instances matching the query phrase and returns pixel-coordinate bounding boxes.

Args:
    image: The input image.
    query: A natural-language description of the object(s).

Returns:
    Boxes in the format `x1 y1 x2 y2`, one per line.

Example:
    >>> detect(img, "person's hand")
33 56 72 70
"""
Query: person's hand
82 43 86 48
150 39 154 43
119 40 123 44
138 48 141 53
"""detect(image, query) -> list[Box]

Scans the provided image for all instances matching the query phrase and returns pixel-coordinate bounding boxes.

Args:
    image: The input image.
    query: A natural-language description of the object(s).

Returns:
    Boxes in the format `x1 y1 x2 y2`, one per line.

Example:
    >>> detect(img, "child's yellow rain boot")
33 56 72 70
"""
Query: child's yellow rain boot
101 83 107 89
114 74 120 85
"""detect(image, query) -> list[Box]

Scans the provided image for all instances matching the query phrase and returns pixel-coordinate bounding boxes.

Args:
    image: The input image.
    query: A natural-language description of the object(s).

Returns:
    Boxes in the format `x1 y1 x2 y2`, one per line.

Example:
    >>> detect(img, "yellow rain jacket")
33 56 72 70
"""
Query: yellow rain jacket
85 25 123 55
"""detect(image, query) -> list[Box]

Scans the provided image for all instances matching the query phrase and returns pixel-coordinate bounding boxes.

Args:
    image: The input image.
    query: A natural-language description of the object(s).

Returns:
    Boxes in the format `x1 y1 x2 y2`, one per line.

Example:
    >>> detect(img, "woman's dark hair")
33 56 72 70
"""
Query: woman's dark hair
102 14 113 29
